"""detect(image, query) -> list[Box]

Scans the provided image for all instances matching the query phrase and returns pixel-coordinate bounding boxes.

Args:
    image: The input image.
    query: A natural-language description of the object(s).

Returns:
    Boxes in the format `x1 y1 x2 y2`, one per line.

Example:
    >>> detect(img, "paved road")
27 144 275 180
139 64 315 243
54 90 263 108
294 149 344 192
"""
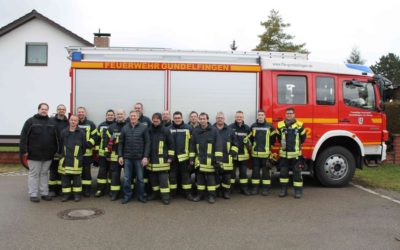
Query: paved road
0 172 399 250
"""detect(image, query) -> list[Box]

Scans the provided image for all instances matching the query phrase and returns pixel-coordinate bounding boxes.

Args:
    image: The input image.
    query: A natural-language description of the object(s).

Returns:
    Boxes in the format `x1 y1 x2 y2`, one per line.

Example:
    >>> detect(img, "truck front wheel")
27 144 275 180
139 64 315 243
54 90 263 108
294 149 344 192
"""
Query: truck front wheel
315 146 355 187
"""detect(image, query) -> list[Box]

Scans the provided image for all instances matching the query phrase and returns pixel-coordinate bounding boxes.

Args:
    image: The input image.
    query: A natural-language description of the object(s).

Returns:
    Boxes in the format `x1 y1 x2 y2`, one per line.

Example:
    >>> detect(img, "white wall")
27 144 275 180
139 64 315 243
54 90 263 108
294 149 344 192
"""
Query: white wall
0 18 88 135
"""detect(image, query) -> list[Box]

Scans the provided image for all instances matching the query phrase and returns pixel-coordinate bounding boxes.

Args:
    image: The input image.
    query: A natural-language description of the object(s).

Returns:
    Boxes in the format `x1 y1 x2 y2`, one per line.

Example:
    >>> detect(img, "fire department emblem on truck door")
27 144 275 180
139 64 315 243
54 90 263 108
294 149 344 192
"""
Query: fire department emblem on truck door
358 117 364 125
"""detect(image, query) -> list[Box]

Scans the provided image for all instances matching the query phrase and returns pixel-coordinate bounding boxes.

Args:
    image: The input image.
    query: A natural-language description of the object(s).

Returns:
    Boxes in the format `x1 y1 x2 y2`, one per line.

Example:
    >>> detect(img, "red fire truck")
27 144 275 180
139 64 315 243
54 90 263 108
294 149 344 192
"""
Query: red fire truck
66 47 389 187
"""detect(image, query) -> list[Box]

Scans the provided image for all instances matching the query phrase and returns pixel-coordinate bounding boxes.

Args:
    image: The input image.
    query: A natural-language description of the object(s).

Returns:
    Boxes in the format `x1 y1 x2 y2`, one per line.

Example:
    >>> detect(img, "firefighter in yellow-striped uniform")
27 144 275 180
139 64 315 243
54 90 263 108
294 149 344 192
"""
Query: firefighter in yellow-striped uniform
214 112 238 199
190 112 223 204
77 107 98 197
244 109 276 196
276 107 306 199
147 113 175 205
169 111 194 200
58 115 87 202
103 109 126 201
229 110 251 195
95 109 115 197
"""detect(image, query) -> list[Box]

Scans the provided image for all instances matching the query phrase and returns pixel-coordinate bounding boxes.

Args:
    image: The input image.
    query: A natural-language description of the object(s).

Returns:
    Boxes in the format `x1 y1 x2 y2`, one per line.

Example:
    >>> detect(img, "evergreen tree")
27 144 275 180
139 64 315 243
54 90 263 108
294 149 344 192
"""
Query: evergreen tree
371 53 400 99
254 9 308 53
346 46 366 65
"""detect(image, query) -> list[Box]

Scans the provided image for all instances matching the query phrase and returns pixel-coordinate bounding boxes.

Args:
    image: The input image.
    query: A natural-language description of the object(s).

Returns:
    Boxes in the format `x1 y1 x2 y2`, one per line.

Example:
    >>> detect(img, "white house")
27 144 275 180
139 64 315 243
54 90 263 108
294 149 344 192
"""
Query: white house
0 10 93 140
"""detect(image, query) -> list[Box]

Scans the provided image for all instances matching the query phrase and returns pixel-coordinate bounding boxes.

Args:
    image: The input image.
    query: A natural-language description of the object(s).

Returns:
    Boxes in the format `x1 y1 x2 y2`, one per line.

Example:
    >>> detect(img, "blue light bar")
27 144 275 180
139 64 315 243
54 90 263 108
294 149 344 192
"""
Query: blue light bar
346 63 373 74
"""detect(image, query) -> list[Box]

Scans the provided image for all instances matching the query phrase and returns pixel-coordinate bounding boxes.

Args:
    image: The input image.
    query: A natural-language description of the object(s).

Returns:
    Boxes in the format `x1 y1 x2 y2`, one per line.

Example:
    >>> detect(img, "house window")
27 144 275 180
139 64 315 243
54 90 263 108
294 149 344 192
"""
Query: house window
25 43 48 66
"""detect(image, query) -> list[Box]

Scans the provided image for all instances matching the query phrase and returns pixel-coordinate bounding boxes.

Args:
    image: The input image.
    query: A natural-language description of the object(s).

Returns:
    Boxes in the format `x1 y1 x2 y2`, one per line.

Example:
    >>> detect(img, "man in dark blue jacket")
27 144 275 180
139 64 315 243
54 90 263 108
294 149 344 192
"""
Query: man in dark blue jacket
118 111 150 204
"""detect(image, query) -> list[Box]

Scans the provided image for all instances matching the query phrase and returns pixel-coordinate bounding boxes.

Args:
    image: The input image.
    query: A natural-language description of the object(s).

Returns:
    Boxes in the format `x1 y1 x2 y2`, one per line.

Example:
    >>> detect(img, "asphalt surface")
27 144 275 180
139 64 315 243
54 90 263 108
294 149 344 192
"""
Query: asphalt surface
0 171 399 250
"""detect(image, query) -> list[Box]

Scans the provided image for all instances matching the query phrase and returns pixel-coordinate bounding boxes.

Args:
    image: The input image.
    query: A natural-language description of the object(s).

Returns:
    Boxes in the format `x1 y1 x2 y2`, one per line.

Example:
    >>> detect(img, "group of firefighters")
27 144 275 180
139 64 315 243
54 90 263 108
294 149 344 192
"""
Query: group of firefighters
21 102 306 205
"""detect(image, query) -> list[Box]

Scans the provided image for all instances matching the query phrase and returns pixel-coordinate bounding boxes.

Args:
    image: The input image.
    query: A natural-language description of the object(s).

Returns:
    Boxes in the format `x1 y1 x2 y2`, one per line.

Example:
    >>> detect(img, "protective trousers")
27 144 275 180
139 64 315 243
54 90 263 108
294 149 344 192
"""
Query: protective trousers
216 170 231 190
49 159 61 194
149 171 170 200
197 172 216 198
144 168 150 195
232 160 249 191
62 174 82 195
110 162 122 196
82 156 93 194
170 160 192 195
252 158 271 190
279 157 303 191
96 156 111 193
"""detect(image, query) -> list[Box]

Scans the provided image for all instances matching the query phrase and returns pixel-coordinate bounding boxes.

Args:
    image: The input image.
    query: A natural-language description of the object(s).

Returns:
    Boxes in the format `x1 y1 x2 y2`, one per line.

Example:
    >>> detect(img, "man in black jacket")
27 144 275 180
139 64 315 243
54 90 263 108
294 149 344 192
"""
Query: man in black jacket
169 111 193 200
77 106 97 197
20 103 58 202
244 109 276 196
189 112 223 204
214 112 238 199
147 113 174 205
229 111 251 195
104 109 126 201
95 109 115 197
58 115 87 202
118 111 150 204
48 104 69 197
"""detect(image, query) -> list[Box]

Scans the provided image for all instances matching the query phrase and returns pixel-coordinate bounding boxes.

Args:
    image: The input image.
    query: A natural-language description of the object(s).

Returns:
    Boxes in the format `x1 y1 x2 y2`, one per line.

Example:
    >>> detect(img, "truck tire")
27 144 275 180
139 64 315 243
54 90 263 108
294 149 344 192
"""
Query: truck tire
315 146 355 187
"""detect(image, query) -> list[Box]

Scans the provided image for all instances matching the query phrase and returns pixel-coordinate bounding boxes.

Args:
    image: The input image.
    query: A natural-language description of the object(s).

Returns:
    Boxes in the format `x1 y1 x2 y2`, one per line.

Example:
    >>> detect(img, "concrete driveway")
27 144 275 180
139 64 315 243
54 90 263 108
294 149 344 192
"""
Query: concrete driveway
0 172 399 250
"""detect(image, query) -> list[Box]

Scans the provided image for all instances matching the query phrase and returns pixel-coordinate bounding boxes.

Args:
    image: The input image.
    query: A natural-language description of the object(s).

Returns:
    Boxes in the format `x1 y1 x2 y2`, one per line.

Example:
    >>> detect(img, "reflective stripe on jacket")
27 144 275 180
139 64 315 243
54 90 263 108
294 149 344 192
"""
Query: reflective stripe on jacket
229 122 250 161
189 123 223 173
276 120 306 159
97 120 115 157
58 128 86 175
214 123 238 171
169 122 192 162
245 121 275 158
149 125 175 172
78 118 97 157
104 121 125 162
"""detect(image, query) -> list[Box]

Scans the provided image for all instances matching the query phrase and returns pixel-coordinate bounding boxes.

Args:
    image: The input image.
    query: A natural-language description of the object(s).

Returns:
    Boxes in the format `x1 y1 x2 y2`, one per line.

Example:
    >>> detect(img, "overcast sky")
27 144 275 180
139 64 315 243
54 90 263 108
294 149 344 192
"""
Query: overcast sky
1 0 399 66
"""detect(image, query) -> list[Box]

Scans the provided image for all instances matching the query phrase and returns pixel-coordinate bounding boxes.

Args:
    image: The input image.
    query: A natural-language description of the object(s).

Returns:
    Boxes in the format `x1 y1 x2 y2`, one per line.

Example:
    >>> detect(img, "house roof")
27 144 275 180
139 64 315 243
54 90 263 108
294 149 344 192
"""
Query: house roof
0 9 93 46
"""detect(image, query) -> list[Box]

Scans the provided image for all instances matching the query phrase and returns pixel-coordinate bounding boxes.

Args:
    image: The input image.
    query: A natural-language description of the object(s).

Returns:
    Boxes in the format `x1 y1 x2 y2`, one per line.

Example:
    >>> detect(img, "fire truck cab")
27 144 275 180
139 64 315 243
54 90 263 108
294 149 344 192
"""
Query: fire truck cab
67 47 388 187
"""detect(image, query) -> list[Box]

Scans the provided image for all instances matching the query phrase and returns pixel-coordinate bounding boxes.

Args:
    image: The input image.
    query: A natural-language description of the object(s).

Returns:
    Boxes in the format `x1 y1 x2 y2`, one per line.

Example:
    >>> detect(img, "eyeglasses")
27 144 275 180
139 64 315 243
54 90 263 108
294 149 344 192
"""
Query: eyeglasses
286 112 294 115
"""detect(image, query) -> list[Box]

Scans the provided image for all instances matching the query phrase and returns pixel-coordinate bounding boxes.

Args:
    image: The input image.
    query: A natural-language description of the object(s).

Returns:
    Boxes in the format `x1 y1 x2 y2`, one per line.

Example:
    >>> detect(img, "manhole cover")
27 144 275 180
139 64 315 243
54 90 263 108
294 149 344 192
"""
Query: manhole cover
57 208 104 220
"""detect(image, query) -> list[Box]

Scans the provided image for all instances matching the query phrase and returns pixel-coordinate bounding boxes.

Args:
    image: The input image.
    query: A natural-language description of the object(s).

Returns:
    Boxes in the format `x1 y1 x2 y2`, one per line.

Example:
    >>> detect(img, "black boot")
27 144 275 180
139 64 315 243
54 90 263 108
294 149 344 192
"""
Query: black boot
207 194 216 204
185 191 195 201
110 192 118 201
294 189 303 199
261 186 270 196
223 188 231 199
82 188 91 197
216 188 223 198
191 193 203 202
250 186 259 195
161 193 170 205
147 192 160 201
170 188 177 197
279 185 288 197
74 193 81 202
240 185 251 196
61 194 70 202
94 190 104 198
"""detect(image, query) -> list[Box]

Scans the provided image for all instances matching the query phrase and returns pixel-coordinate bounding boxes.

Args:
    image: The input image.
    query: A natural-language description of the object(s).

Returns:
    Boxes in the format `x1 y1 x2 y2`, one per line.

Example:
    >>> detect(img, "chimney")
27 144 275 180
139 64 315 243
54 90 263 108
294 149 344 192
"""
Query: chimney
93 29 111 47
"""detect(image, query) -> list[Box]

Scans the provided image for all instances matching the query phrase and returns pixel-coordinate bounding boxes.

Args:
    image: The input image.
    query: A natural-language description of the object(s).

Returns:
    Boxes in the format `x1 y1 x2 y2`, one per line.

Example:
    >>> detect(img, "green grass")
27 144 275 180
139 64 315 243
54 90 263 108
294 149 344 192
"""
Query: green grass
0 146 19 152
353 164 400 191
0 164 25 173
